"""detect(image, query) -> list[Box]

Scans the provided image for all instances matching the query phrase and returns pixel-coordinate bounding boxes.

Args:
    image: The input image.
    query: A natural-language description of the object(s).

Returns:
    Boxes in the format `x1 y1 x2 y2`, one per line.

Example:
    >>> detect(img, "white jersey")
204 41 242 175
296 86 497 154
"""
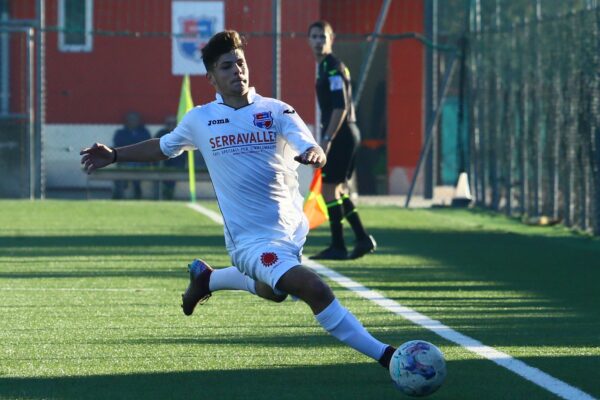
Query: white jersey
160 88 318 253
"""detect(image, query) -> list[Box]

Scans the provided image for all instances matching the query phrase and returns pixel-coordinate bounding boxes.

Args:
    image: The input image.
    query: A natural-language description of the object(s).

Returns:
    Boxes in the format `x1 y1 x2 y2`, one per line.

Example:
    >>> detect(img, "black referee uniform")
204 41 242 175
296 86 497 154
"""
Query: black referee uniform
310 51 376 260
316 53 361 184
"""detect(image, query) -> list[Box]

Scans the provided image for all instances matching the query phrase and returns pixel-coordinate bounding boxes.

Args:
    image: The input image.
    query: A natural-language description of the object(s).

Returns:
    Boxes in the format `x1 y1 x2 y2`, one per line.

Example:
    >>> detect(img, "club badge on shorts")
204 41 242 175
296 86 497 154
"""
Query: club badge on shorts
253 112 274 129
260 252 279 267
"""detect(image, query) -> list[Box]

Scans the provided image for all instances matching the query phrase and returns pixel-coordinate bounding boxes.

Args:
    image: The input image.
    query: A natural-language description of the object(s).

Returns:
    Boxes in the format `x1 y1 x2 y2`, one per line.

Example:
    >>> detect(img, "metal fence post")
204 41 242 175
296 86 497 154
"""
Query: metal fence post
27 28 35 199
271 0 281 100
35 0 46 199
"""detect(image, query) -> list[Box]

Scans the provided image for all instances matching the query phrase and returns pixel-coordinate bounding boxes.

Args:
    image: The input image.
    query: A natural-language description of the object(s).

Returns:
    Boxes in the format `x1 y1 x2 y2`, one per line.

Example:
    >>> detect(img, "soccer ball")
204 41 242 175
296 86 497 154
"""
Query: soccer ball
389 340 447 397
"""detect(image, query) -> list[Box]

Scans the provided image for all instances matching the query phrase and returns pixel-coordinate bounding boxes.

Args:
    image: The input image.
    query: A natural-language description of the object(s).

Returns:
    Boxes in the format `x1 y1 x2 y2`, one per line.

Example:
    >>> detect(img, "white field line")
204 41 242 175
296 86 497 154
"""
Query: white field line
187 202 224 224
188 202 596 400
303 259 596 400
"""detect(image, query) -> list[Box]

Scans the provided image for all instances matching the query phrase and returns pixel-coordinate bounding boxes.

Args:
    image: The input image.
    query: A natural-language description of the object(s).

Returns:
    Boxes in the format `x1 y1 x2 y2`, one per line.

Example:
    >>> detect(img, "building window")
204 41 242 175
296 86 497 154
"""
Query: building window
58 0 93 52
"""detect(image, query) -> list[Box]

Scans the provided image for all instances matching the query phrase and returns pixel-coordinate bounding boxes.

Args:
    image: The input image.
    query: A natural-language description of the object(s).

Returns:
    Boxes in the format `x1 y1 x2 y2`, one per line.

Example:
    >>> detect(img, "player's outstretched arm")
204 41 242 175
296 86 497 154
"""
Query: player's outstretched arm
80 138 167 174
294 146 327 169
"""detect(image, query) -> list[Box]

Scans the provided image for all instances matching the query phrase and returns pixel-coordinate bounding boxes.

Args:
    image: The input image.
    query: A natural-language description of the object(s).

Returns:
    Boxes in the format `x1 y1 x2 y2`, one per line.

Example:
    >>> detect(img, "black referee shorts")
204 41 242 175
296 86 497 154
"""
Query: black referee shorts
322 122 361 184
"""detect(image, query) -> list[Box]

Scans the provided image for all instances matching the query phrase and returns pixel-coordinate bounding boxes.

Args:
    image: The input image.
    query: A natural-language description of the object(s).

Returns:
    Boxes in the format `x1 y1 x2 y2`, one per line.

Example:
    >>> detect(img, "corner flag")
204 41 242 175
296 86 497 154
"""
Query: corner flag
176 75 196 203
304 168 329 229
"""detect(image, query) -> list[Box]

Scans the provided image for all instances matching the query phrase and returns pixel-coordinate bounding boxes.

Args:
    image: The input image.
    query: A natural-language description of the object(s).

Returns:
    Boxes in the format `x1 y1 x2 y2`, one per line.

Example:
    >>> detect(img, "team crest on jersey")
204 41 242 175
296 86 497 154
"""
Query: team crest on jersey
253 112 274 129
260 252 278 267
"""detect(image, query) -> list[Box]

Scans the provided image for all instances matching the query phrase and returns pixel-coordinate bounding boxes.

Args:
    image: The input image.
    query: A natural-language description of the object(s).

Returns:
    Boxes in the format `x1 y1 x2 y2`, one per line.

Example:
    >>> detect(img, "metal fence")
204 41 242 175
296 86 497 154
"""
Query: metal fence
0 25 35 199
430 0 600 235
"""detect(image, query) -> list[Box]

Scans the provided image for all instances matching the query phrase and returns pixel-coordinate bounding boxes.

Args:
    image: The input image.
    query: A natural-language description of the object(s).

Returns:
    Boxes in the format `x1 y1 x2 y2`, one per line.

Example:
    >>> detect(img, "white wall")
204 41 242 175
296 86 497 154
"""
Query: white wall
45 123 160 189
44 124 313 197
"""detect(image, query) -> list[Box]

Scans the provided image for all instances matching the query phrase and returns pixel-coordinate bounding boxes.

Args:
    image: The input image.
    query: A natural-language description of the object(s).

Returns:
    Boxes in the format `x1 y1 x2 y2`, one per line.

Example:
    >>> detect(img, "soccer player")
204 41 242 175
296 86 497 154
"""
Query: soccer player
80 30 395 371
307 21 377 260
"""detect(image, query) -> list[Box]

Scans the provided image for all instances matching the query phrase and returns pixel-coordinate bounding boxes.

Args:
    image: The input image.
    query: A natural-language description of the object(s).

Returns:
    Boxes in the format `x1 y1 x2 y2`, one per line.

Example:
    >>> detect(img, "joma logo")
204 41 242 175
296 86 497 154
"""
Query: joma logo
208 118 230 126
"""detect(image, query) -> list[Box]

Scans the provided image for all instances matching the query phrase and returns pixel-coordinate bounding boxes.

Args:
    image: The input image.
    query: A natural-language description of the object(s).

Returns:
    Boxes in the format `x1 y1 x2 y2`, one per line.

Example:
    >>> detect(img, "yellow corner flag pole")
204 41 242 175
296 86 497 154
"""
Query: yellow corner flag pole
176 75 196 203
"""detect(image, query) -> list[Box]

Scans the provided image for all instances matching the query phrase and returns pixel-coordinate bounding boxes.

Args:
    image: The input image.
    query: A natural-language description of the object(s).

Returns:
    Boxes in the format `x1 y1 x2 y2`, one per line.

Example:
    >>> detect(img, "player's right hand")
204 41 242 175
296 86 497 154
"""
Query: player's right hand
294 146 326 168
80 143 115 174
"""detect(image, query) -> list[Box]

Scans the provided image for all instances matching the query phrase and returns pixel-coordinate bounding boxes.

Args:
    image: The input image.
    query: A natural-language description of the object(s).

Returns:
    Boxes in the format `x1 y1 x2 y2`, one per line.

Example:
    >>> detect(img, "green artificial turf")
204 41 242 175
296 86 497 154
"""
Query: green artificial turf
0 200 598 399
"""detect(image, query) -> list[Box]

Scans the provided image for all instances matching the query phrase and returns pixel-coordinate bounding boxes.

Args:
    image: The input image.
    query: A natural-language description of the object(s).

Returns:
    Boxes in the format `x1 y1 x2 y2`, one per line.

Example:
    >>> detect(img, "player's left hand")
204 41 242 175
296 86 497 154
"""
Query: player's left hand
294 146 326 168
80 143 115 174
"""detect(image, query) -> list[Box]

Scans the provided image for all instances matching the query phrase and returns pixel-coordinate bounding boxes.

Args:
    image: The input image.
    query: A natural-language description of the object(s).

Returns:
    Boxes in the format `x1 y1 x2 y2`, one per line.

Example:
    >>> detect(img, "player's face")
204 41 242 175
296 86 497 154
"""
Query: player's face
208 49 249 97
308 26 333 58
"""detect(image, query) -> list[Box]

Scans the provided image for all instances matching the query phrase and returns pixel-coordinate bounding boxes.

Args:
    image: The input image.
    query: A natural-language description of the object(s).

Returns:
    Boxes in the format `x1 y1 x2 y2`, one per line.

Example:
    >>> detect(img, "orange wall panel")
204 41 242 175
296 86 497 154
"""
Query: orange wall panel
387 39 423 168
15 0 319 124
9 0 424 179
323 0 425 173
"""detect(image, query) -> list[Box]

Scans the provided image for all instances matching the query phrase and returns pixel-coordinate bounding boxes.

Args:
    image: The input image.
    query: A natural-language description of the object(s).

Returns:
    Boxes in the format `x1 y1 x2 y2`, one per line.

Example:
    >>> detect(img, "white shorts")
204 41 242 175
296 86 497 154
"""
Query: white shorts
230 239 303 295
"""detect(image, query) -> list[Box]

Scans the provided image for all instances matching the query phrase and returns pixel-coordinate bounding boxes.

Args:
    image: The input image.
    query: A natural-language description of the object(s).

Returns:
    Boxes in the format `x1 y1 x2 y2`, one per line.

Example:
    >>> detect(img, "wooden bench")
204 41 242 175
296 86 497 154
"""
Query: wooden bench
86 167 212 199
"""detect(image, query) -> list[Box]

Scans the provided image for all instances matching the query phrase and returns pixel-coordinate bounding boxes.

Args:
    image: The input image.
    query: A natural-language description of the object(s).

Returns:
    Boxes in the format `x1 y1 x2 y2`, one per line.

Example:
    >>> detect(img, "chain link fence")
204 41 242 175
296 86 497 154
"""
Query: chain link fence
434 0 600 235
0 24 34 198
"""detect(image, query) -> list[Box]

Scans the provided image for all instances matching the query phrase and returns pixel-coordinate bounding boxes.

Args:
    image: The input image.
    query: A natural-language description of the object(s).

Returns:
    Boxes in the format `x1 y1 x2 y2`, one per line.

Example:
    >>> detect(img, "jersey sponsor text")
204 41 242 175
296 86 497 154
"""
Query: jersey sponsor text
209 130 277 150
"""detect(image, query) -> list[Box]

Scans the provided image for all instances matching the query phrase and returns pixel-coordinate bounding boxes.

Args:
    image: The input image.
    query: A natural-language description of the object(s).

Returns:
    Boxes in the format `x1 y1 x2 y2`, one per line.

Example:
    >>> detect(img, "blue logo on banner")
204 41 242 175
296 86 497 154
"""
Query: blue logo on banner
177 16 215 62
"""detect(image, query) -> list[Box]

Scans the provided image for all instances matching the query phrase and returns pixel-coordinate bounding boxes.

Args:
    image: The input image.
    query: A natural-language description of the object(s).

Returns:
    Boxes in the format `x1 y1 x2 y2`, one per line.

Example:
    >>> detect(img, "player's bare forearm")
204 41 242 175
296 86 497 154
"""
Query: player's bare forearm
294 146 327 169
80 138 168 174
110 139 168 163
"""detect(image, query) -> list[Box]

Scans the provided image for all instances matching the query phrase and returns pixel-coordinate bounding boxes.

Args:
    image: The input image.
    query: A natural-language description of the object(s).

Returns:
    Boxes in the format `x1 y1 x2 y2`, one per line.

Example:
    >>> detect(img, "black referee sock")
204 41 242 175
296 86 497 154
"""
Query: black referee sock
342 195 369 240
327 200 346 250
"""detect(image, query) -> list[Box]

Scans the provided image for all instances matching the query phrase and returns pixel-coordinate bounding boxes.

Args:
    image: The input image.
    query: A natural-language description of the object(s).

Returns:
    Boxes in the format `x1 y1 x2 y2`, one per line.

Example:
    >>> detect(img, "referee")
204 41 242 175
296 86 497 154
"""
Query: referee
308 20 376 260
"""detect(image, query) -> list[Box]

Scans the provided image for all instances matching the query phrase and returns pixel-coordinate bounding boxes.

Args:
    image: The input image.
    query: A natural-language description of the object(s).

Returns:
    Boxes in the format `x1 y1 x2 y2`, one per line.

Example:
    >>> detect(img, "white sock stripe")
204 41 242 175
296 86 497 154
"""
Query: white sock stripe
186 202 596 400
315 298 386 361
315 299 346 331
209 266 256 293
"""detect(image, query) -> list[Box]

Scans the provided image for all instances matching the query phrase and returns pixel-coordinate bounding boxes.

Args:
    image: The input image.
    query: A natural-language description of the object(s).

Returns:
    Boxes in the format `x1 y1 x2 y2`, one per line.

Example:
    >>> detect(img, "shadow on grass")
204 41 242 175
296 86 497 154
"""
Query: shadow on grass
0 234 226 250
0 357 567 400
0 269 189 280
313 227 600 314
0 365 387 400
307 224 600 352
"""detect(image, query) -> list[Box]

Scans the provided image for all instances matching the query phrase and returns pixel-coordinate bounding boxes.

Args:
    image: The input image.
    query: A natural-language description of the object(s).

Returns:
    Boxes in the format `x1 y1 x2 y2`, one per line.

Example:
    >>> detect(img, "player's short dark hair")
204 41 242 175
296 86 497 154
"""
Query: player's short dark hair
201 30 246 72
308 20 334 36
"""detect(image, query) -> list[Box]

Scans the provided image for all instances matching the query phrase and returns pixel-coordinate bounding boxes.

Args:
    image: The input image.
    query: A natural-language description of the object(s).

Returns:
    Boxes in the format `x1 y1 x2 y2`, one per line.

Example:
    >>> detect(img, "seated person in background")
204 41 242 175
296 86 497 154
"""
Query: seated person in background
112 112 151 199
155 115 185 200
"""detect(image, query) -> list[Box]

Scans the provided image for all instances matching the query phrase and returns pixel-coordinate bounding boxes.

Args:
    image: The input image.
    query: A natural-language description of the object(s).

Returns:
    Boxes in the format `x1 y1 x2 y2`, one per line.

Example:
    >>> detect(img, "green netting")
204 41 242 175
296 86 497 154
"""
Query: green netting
440 0 600 234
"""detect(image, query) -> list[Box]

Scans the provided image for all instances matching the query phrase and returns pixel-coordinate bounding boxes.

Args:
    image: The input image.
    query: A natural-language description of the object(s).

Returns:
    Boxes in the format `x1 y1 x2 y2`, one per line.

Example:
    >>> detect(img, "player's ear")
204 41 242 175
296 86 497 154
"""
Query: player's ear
327 28 335 42
206 71 216 87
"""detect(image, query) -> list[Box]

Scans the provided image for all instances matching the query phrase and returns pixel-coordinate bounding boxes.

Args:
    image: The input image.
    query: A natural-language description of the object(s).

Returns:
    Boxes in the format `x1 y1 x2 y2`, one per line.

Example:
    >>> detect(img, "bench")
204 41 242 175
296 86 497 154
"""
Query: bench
86 167 212 199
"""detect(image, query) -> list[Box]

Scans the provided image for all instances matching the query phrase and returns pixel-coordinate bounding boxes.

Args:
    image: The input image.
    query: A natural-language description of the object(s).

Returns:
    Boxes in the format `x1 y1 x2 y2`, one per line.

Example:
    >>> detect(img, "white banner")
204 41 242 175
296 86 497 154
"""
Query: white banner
172 1 224 75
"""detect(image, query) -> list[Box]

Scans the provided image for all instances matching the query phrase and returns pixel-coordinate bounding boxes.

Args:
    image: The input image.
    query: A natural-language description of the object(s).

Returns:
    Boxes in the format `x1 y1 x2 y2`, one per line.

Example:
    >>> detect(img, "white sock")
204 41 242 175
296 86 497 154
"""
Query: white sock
208 266 257 295
315 298 388 361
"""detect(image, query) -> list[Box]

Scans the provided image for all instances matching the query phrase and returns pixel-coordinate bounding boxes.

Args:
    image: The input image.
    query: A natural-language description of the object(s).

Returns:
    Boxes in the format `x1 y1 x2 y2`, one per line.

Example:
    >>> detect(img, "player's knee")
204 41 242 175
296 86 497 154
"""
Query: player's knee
270 293 288 303
256 281 288 303
302 275 334 304
261 290 288 303
276 266 334 306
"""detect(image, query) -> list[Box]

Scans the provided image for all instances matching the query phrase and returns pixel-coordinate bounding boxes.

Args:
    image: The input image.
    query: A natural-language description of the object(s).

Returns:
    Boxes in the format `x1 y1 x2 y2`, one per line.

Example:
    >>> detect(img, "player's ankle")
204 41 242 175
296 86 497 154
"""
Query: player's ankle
378 345 396 369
